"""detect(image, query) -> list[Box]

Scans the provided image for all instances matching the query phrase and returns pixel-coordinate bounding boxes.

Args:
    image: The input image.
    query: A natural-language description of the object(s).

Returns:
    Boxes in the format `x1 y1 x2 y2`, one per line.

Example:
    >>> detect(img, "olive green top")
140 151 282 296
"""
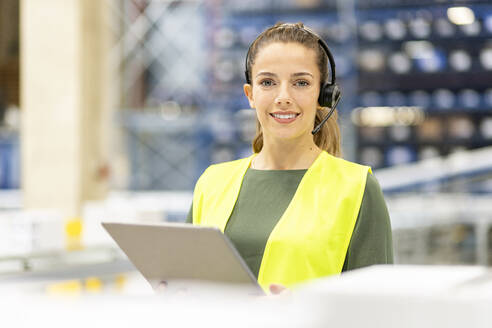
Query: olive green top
186 169 393 278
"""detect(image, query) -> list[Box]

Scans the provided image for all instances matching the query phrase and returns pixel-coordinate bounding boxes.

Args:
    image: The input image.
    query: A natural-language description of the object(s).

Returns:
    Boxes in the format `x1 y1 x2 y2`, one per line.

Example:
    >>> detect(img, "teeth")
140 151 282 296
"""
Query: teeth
272 113 297 119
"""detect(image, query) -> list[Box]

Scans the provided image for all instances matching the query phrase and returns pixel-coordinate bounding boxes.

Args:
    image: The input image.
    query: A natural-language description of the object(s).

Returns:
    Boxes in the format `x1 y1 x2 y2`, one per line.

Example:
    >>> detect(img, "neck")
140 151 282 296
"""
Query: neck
253 135 322 170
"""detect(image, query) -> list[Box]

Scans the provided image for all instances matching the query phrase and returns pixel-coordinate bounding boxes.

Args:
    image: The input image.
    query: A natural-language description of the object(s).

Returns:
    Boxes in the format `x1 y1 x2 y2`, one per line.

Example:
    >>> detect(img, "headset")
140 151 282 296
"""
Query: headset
244 25 341 135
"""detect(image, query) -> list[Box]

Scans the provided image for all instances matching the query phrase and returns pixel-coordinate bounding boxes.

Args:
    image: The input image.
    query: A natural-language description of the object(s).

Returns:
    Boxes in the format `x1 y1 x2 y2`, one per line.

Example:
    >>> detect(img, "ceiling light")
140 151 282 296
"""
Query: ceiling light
447 7 475 25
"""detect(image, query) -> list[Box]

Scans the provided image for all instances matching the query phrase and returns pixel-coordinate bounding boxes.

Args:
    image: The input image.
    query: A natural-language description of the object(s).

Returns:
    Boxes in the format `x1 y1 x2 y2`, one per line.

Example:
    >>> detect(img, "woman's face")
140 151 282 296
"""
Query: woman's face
244 42 321 144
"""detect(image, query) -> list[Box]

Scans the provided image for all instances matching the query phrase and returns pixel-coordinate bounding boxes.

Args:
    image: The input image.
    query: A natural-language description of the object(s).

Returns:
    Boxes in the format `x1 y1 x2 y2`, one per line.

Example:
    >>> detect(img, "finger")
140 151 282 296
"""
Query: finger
269 283 286 295
156 280 168 293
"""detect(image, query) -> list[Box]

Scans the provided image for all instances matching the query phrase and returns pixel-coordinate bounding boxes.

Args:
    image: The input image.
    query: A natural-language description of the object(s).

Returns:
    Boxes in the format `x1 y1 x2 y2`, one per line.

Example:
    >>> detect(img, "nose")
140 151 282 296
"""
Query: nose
275 85 292 106
276 97 292 106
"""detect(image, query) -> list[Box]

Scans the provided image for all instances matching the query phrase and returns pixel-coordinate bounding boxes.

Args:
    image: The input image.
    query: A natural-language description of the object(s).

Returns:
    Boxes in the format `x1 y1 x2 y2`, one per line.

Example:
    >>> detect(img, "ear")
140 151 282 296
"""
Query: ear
243 83 255 108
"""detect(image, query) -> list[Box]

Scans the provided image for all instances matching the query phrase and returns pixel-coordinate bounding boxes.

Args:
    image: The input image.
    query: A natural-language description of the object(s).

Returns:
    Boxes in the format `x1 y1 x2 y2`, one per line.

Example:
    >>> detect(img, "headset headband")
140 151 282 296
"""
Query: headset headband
244 26 336 85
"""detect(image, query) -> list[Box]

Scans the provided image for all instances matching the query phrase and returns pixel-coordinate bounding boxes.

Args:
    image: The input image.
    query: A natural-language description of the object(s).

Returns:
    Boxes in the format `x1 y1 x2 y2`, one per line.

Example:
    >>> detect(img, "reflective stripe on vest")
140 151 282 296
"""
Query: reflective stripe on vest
192 151 370 291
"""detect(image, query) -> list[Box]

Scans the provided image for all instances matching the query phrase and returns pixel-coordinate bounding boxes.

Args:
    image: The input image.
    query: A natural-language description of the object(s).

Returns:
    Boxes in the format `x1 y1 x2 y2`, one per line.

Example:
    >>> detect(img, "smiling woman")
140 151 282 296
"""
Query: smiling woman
245 25 341 162
186 23 393 294
244 42 321 155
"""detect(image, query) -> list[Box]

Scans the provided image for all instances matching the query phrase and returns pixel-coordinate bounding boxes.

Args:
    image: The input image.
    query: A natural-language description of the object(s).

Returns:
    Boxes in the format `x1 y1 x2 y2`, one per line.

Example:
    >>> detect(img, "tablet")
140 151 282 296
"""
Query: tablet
102 221 263 294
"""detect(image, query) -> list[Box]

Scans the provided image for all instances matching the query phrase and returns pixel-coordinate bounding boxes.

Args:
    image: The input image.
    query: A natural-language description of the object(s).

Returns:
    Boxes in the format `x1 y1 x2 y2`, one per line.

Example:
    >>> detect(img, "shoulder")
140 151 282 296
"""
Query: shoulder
365 172 381 190
318 152 372 184
358 172 390 228
325 152 371 172
353 172 391 236
199 157 249 178
344 171 393 270
363 172 385 202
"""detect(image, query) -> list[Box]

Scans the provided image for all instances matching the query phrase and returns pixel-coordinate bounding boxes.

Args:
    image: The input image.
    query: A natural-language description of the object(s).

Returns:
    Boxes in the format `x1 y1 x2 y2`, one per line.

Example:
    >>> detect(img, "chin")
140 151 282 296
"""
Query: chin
269 130 308 142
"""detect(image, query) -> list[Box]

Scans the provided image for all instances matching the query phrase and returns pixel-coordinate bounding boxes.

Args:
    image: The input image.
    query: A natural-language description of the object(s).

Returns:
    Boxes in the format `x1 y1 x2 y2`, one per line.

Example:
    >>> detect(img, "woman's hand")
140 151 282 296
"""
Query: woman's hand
155 280 168 293
269 283 290 295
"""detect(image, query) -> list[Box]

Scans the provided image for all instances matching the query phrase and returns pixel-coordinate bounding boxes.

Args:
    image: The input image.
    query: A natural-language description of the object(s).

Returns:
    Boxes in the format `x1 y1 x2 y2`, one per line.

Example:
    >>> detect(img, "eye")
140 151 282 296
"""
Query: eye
259 79 275 87
294 80 310 87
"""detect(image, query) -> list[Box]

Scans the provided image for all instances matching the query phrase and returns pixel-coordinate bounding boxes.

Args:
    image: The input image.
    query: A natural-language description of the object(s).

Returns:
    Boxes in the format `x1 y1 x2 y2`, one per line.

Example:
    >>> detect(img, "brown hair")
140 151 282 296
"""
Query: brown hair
246 22 341 157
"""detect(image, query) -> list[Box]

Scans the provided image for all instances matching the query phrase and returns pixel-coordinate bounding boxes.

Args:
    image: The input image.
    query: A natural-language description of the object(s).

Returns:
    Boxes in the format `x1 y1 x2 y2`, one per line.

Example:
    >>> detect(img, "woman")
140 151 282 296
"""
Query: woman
186 22 393 294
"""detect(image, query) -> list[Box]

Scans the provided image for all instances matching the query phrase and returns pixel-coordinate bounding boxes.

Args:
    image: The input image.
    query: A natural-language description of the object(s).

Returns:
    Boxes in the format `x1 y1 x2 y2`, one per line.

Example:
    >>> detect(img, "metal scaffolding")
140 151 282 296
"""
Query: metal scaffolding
106 0 207 190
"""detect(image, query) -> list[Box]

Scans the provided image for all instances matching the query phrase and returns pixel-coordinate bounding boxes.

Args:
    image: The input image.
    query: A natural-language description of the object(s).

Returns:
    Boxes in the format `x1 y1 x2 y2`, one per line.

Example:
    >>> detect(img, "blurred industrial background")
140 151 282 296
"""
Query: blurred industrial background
0 0 492 309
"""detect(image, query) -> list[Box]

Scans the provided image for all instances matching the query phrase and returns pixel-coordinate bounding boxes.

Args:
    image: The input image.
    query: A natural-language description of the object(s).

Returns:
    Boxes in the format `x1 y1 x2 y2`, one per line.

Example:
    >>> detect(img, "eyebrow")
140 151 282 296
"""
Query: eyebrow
255 72 314 78
292 72 313 78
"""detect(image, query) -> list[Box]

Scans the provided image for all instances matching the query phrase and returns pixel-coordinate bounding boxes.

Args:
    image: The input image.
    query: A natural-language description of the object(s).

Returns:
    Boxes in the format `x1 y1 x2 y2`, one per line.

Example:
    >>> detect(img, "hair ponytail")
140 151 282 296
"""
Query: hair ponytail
313 108 341 157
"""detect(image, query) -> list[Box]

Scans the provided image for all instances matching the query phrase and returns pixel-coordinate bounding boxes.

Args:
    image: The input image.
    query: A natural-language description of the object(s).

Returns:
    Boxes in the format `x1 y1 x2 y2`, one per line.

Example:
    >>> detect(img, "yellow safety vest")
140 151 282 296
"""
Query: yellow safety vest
192 151 371 291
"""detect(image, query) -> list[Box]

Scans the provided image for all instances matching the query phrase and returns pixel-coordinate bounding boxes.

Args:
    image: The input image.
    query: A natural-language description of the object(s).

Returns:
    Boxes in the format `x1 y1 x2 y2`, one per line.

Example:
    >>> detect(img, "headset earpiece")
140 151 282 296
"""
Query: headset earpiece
318 83 341 109
245 70 251 85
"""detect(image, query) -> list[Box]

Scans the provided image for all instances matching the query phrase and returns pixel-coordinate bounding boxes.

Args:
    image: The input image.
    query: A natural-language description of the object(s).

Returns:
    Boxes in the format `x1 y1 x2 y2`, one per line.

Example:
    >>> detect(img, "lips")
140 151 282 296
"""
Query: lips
269 112 300 124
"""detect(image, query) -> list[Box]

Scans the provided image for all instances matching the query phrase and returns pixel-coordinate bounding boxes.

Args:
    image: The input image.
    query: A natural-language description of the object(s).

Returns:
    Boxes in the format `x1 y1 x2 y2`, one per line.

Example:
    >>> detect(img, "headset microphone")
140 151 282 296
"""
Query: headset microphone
311 94 341 135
